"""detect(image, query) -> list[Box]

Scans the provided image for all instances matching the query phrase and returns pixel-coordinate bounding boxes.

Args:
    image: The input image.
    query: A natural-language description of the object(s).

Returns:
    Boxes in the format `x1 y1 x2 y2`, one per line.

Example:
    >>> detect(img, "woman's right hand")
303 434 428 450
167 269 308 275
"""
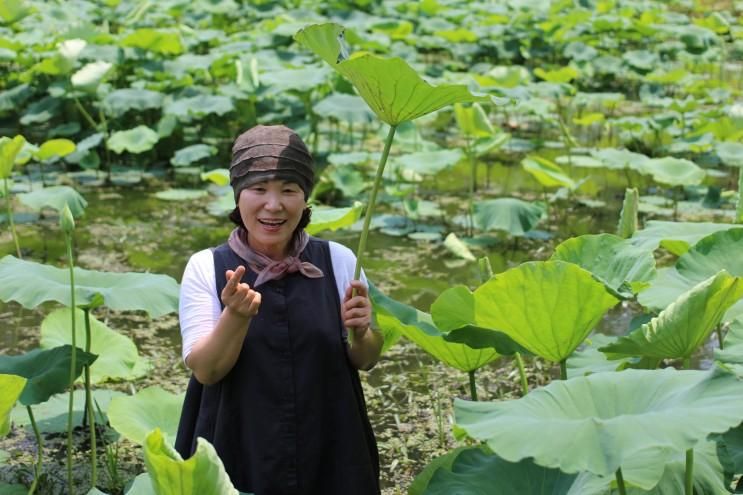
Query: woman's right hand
221 265 261 319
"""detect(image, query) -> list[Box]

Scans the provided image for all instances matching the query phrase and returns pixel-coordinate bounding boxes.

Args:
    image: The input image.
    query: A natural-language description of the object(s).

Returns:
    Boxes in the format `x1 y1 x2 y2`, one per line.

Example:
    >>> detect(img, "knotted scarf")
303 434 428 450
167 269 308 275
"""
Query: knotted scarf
227 227 324 287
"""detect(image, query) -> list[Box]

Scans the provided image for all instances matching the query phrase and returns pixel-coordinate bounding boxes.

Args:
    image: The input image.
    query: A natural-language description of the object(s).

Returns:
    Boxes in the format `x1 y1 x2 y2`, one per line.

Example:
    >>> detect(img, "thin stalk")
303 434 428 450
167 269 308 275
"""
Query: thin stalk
65 231 77 495
685 449 694 495
353 125 397 280
84 309 97 487
559 359 567 380
717 324 725 350
3 178 21 258
468 369 478 401
466 138 475 237
515 352 528 395
73 98 99 131
615 467 627 495
27 405 42 495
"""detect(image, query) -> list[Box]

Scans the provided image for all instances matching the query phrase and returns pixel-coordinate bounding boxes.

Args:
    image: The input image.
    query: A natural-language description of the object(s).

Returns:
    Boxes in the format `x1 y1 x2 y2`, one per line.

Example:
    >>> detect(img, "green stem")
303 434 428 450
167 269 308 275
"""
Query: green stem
353 125 397 280
736 167 743 224
3 178 21 258
27 405 42 495
616 467 627 495
717 325 725 350
65 233 77 495
468 369 478 401
685 448 694 495
515 352 528 395
73 97 99 131
467 139 475 237
84 309 97 488
559 359 567 380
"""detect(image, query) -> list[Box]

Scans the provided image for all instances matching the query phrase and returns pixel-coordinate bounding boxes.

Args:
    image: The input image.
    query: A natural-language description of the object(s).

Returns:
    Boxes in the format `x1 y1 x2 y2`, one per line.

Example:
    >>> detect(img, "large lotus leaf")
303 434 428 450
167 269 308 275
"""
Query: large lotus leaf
323 165 366 198
638 157 706 187
443 261 618 362
71 61 112 89
715 317 743 374
40 308 150 384
259 66 332 94
170 144 217 167
0 346 97 405
103 89 165 118
521 156 577 189
455 367 743 488
629 221 739 256
369 283 497 371
391 149 462 177
473 198 545 236
35 139 75 161
0 256 179 317
124 473 156 495
589 148 650 171
313 93 375 123
17 185 87 217
107 126 159 154
0 135 25 179
121 29 184 55
551 234 656 298
10 389 124 434
305 203 363 236
601 271 743 360
144 428 239 495
0 375 26 436
567 333 626 378
164 95 234 122
294 23 488 125
715 142 743 168
108 387 184 446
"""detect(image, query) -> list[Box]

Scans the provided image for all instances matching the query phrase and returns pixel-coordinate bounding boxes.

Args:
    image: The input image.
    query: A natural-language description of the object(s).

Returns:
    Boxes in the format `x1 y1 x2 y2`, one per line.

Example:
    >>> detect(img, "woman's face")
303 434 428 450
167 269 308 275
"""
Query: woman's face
238 179 306 260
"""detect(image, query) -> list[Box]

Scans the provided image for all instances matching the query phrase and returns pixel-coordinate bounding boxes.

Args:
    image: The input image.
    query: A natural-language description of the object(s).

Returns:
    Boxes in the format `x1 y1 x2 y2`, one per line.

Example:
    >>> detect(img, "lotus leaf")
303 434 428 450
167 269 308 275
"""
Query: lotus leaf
590 148 650 171
71 61 112 89
455 367 743 489
294 23 488 125
35 139 75 162
408 446 478 495
201 169 230 186
0 375 26 436
601 271 743 360
435 261 618 362
0 0 31 24
0 483 25 494
144 428 239 495
391 149 462 178
41 308 150 384
442 233 475 262
108 387 184 446
472 198 545 236
121 29 184 55
369 283 497 370
313 93 374 123
123 473 156 495
171 144 217 167
305 203 363 235
153 189 208 201
638 157 706 187
65 133 104 164
0 84 32 114
551 234 655 298
323 166 366 197
0 256 179 317
522 156 577 189
103 89 164 118
629 220 738 256
259 66 332 94
0 346 97 405
454 103 494 138
164 95 234 122
567 333 625 378
107 126 159 154
534 66 579 84
617 188 639 239
0 135 25 179
20 96 62 125
17 185 87 217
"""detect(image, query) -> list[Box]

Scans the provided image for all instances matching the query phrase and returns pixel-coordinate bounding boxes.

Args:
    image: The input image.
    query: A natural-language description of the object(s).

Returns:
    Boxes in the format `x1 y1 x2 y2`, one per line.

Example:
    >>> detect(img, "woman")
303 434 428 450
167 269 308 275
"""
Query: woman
175 125 383 494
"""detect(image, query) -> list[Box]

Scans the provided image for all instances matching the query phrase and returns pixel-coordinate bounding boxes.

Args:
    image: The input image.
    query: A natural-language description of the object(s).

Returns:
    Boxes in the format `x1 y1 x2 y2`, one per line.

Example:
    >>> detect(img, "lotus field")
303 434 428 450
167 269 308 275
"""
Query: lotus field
3 0 743 493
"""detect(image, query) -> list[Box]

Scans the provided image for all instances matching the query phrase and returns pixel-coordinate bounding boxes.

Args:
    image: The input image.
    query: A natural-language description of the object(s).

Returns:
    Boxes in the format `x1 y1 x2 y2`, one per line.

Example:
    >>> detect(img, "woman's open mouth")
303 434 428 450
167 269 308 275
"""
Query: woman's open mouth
258 219 286 230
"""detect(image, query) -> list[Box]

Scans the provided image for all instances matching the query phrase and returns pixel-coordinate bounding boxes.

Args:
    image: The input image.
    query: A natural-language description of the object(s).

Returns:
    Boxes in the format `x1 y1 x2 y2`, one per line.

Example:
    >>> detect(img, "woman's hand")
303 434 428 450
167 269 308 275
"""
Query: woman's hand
221 265 261 319
342 280 372 339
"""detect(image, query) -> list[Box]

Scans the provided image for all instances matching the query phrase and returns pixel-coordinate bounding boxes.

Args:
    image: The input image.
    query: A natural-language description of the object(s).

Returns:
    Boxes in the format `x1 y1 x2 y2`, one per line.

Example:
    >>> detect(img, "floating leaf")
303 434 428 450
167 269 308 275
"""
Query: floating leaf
0 375 26 436
17 186 87 217
306 202 363 235
107 126 159 154
473 198 545 236
108 387 184 446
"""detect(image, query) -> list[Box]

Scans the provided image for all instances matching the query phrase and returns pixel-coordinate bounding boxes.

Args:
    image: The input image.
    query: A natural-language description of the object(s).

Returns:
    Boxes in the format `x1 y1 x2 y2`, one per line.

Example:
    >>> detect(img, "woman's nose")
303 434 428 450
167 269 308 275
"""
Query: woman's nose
264 192 283 211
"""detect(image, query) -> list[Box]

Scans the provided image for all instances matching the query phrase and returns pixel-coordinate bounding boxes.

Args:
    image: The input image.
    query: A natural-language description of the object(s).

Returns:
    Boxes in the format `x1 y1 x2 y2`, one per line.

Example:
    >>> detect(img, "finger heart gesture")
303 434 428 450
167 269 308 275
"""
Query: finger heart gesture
221 265 262 319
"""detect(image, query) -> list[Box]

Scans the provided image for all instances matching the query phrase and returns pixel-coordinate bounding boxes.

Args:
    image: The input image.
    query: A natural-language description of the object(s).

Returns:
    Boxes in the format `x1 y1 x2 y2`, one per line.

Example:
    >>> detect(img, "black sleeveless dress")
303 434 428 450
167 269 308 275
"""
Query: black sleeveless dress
174 239 380 494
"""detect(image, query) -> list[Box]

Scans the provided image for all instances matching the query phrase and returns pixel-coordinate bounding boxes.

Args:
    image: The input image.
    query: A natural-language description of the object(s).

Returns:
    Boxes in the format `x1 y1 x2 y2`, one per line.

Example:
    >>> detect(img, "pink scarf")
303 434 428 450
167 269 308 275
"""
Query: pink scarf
227 227 324 287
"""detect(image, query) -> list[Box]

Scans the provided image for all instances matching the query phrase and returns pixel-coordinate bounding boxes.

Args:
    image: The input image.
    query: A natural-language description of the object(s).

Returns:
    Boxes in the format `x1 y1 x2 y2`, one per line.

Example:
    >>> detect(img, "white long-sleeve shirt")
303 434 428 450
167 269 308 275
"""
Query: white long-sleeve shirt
178 241 366 362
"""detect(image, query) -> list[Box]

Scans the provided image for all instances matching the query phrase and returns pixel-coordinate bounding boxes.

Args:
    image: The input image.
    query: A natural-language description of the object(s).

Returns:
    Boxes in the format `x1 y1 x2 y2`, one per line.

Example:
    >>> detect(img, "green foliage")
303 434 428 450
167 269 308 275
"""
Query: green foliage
305 203 363 236
17 186 87 217
472 198 545 236
108 388 184 446
0 375 26 436
107 126 160 154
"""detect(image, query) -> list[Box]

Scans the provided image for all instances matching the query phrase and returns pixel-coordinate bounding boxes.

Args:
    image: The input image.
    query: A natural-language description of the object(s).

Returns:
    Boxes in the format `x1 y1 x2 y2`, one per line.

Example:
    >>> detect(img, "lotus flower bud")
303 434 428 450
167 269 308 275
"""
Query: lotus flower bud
60 204 75 234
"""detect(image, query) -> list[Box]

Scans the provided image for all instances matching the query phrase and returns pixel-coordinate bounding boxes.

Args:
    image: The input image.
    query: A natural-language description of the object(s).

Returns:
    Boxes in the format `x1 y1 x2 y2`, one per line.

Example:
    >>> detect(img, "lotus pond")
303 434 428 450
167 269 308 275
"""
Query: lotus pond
2 0 743 494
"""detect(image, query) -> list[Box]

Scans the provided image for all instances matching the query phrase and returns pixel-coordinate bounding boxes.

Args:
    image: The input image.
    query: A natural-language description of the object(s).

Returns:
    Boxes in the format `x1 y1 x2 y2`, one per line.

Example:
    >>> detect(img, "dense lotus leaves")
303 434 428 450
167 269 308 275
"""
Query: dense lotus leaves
144 428 239 495
567 333 626 378
313 93 374 123
534 66 579 84
65 133 104 164
0 375 26 436
433 262 618 362
629 220 739 255
305 203 363 236
637 157 706 187
602 271 743 360
170 144 217 167
153 189 209 201
455 367 743 488
41 308 150 384
0 346 97 405
35 138 75 161
102 88 165 118
121 28 184 55
473 198 545 236
442 233 475 261
0 256 179 317
107 126 159 154
389 149 462 178
368 283 497 371
259 66 332 94
0 84 33 114
0 135 25 178
71 61 112 89
20 96 62 125
17 185 87 217
108 387 184 446
521 156 577 189
294 23 489 125
551 234 656 298
164 95 234 122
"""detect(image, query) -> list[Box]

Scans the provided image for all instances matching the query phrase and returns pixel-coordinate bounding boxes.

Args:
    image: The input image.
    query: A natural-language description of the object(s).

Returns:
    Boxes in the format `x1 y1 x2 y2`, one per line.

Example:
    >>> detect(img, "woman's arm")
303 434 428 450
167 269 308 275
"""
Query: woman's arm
186 266 261 385
342 280 383 371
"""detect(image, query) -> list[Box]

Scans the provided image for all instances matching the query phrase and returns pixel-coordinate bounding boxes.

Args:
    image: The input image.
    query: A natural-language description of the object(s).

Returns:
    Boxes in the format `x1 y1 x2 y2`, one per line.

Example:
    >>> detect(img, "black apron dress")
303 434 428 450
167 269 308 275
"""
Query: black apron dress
175 239 380 495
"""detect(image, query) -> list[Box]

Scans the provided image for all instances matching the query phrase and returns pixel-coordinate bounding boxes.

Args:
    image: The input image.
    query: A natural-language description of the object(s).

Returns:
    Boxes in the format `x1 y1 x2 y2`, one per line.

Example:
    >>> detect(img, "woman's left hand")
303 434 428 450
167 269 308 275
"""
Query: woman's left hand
342 280 372 338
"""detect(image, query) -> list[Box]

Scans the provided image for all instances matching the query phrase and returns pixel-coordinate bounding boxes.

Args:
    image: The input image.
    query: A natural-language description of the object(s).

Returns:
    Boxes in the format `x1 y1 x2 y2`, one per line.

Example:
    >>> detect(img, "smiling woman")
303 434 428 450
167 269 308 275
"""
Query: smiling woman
174 125 383 494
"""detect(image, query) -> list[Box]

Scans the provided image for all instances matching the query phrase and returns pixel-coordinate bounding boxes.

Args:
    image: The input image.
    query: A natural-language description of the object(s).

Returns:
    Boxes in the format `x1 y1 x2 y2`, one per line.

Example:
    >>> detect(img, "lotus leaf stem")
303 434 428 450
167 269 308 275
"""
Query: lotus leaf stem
65 232 77 495
615 467 627 495
466 138 475 237
515 353 528 396
3 178 21 258
559 359 567 380
685 448 694 495
73 97 99 131
27 405 42 495
717 324 725 350
468 369 478 401
737 168 743 224
84 308 97 487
